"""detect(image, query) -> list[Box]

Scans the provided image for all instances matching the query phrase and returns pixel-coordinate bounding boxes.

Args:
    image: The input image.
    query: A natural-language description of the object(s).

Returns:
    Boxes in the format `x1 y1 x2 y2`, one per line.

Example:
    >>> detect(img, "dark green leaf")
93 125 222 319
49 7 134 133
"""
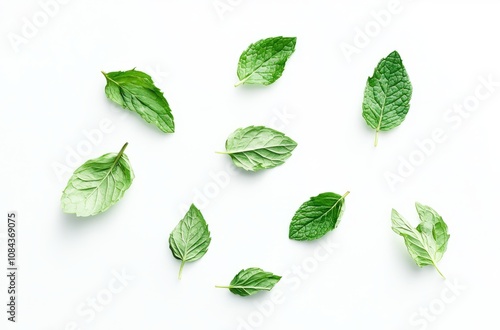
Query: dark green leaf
362 51 412 146
289 192 349 241
102 69 174 133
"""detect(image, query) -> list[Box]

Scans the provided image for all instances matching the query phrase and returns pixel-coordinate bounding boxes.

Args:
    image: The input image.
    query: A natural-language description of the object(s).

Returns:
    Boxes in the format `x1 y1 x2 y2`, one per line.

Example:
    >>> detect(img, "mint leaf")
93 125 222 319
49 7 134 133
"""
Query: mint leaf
362 51 412 146
215 268 281 296
61 143 134 217
169 204 211 279
218 126 297 171
289 192 349 241
235 36 296 86
102 69 174 133
391 202 450 278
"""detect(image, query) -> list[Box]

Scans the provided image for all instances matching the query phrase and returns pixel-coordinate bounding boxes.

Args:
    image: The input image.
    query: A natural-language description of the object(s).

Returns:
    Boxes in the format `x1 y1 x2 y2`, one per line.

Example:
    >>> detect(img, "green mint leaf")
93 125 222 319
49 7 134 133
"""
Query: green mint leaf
102 69 175 133
215 268 281 296
61 142 134 217
218 126 297 171
289 191 349 241
235 36 296 86
362 51 412 146
169 204 211 279
391 203 450 278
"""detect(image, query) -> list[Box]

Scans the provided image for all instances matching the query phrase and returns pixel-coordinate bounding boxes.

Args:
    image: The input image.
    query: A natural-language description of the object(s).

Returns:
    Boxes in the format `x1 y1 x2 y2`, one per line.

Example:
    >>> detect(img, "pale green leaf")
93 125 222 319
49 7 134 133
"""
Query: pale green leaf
61 143 134 217
219 126 297 171
216 268 281 296
235 36 296 86
391 202 449 278
169 204 211 279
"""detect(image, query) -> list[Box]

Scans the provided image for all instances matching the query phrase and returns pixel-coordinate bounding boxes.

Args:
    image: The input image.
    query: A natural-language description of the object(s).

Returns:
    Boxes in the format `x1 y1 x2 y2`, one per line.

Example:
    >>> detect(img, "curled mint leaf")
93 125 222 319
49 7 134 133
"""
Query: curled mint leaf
102 69 174 133
391 202 450 278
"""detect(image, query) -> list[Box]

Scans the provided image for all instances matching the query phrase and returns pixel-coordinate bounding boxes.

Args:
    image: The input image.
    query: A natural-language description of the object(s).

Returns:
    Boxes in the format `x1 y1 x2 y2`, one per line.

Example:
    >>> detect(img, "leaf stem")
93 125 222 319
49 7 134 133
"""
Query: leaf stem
341 191 350 200
110 142 129 169
215 151 230 154
215 285 231 289
325 191 351 217
117 142 129 157
374 130 379 147
101 71 120 86
433 263 446 279
178 260 185 280
234 76 249 87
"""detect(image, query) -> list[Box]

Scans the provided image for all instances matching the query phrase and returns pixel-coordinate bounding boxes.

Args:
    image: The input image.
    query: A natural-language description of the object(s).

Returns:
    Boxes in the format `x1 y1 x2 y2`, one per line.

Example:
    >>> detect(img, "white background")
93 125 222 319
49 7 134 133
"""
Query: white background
1 0 500 329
